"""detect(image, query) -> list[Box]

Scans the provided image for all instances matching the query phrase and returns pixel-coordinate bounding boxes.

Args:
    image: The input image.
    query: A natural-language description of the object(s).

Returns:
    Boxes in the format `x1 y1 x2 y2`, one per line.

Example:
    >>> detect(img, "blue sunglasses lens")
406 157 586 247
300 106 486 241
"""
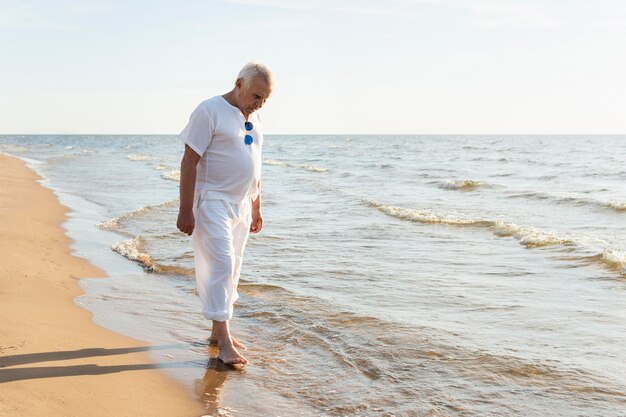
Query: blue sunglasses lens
245 121 253 131
244 135 253 145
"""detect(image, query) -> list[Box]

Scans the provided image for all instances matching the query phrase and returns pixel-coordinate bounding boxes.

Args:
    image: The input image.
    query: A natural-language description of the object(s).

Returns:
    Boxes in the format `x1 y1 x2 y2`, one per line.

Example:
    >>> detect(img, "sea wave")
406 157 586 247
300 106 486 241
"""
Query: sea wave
365 200 489 226
127 154 158 161
46 154 81 163
111 236 194 275
599 249 626 275
438 179 494 191
98 198 179 231
58 146 94 154
492 221 573 248
112 236 156 271
607 201 626 211
264 159 329 173
364 200 573 248
0 144 31 153
508 192 626 213
263 159 285 166
364 199 626 276
160 169 180 181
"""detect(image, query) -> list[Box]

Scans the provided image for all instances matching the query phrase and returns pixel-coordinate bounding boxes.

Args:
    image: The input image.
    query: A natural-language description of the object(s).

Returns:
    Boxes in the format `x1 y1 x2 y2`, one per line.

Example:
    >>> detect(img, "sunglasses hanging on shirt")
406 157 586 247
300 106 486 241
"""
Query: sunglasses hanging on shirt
244 121 254 145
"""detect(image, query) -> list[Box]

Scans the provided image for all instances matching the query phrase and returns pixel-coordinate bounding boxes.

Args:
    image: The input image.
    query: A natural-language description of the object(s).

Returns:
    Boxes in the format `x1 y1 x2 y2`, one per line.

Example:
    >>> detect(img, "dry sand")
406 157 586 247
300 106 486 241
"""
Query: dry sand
0 154 206 417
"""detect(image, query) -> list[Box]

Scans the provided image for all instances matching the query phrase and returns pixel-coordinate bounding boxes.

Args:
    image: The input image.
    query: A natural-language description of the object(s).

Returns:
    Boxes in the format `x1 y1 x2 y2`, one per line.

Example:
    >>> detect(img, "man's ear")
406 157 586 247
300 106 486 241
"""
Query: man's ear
235 78 243 89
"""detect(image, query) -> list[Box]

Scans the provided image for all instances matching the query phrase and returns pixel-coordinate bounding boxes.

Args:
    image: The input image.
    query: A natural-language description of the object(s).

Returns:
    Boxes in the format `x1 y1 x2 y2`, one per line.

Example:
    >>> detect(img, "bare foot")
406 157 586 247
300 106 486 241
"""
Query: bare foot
208 334 247 349
217 341 249 366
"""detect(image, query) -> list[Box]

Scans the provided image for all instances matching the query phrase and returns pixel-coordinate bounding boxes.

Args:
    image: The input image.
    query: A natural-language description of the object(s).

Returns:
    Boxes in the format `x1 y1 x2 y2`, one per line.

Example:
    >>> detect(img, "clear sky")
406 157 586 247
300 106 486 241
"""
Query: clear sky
1 0 625 134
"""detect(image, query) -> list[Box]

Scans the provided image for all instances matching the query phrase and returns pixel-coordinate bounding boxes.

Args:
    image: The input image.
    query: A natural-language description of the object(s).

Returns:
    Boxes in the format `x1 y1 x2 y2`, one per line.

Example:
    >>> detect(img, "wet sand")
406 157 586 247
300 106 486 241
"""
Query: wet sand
0 154 205 417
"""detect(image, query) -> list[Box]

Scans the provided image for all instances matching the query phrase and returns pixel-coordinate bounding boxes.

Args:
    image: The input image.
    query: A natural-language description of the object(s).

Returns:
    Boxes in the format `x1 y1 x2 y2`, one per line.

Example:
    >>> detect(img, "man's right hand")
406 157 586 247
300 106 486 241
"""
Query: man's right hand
178 145 200 236
177 209 195 236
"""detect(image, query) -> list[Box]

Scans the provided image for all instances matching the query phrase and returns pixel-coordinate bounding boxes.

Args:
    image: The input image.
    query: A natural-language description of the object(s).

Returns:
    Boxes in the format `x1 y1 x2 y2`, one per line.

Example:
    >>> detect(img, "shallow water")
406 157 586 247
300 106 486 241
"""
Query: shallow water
2 135 625 416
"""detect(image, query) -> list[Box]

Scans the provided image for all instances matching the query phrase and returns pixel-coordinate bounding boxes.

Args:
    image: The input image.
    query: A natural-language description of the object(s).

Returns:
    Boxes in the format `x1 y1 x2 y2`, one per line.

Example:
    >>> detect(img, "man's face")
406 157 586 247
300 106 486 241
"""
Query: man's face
237 76 272 114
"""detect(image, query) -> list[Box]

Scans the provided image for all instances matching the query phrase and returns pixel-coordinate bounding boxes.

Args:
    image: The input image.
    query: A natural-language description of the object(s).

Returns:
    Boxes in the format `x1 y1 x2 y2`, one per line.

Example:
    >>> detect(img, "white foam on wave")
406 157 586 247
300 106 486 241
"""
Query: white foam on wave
263 158 329 173
365 200 485 226
160 169 180 181
365 200 573 248
366 200 626 276
263 159 284 166
112 236 156 271
98 199 179 230
439 179 492 191
492 221 573 248
154 164 180 181
0 144 31 153
110 236 193 275
557 196 626 213
98 217 122 230
607 201 626 211
303 164 328 173
509 191 626 213
600 249 626 274
46 154 81 163
127 154 158 161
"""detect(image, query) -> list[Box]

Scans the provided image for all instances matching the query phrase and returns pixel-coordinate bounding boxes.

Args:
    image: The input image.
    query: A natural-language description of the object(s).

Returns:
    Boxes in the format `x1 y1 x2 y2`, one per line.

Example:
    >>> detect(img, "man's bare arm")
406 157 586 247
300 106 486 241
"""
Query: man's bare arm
250 179 263 233
252 179 261 210
177 144 201 236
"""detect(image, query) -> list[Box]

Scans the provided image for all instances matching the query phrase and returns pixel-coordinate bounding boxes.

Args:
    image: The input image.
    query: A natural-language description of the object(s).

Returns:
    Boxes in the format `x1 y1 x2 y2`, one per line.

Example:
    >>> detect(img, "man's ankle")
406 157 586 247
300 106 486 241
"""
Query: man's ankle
217 337 234 347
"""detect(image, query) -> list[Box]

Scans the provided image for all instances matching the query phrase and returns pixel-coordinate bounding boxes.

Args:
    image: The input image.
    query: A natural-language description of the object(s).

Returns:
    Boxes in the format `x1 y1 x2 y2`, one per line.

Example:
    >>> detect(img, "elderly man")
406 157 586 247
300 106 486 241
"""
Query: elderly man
176 62 273 366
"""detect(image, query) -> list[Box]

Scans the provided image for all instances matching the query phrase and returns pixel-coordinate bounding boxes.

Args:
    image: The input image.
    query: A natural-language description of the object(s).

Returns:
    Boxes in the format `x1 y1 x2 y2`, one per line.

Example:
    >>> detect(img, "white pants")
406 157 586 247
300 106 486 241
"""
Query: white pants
192 196 251 321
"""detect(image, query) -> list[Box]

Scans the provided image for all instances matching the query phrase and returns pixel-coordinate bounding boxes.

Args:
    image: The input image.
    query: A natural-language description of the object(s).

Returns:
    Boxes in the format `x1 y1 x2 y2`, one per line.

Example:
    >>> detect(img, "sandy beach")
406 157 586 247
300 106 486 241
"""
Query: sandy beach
0 153 205 417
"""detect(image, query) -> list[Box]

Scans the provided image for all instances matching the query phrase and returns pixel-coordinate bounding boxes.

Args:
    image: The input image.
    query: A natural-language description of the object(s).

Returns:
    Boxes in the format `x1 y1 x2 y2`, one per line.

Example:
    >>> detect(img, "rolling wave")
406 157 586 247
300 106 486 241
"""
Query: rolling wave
98 199 178 231
127 154 158 161
365 200 625 275
438 179 495 191
491 221 572 247
112 236 155 270
65 146 94 153
160 169 180 181
599 249 626 275
111 236 193 275
507 192 626 213
264 159 329 173
607 201 626 211
155 164 181 181
46 154 81 162
365 200 491 227
364 200 574 248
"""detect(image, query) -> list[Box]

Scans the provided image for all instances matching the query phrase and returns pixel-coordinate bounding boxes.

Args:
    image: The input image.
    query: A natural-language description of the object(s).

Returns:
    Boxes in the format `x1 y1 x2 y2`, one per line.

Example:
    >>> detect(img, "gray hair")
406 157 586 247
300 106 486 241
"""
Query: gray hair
237 61 274 87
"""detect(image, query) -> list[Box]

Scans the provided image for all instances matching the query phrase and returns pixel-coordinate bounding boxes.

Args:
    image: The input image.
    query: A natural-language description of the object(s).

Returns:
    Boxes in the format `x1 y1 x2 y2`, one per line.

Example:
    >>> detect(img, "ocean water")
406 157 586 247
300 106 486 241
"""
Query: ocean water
1 135 625 416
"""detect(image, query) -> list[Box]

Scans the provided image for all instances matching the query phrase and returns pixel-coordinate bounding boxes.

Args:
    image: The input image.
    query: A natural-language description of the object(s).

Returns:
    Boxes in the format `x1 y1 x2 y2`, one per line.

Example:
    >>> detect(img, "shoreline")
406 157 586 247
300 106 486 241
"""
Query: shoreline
0 153 205 416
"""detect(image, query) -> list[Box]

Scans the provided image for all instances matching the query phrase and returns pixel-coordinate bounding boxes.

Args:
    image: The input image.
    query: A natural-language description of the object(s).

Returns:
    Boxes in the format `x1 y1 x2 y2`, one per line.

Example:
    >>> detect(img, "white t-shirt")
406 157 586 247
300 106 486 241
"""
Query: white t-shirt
178 95 263 203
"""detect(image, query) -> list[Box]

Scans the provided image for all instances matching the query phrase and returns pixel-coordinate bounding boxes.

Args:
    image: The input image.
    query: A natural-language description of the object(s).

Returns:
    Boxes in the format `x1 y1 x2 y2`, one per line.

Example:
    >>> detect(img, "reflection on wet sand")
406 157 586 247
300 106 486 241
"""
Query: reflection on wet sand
196 346 246 416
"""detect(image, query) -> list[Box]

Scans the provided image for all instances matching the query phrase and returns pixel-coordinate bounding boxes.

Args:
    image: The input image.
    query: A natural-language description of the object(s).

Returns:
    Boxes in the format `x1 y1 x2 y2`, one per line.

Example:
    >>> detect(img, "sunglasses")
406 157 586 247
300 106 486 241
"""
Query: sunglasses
244 121 254 145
